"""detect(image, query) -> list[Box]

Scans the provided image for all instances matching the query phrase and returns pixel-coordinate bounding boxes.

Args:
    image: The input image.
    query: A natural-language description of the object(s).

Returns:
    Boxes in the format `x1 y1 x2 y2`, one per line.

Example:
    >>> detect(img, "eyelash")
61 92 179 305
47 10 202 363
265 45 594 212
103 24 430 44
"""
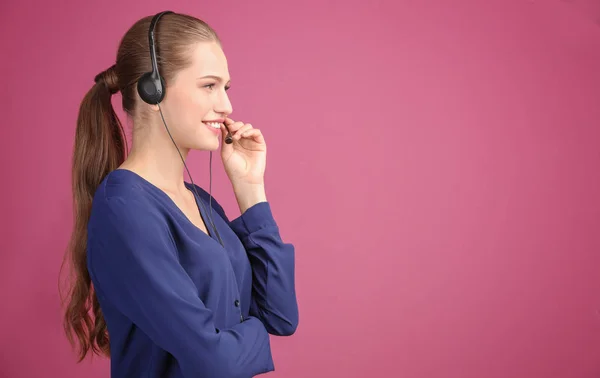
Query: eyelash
204 83 231 91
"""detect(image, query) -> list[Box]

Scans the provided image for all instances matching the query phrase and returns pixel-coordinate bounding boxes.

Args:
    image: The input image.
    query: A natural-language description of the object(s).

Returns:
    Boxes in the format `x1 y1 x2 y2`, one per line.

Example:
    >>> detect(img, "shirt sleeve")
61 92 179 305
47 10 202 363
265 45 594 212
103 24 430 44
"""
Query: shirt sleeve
87 194 274 378
202 191 299 336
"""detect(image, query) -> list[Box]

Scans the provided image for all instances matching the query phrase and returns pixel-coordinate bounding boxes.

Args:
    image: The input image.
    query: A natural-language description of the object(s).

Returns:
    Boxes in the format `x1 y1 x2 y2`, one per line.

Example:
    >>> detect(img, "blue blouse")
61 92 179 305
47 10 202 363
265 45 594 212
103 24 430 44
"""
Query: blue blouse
86 169 298 378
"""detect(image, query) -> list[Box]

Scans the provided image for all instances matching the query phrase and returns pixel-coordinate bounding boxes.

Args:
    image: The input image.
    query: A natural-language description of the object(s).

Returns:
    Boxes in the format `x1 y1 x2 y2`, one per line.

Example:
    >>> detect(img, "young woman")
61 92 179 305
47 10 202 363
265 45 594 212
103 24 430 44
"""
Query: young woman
61 11 298 378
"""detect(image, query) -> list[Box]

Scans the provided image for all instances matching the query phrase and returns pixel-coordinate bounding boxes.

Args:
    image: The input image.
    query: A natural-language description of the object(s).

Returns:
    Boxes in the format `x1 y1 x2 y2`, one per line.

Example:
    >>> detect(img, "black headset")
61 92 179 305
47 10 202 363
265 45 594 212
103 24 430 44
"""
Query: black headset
137 10 172 105
137 10 226 247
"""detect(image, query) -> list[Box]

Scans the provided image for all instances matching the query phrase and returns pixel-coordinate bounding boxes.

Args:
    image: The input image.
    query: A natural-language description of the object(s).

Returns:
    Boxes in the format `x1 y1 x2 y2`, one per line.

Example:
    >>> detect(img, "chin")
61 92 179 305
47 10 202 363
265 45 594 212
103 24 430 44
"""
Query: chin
190 140 220 152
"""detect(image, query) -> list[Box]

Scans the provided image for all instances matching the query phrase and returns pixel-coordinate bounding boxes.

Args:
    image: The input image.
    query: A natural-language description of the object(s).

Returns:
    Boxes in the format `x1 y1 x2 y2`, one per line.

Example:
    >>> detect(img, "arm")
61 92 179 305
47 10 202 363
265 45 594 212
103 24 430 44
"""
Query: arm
87 195 274 378
229 201 299 336
200 186 299 336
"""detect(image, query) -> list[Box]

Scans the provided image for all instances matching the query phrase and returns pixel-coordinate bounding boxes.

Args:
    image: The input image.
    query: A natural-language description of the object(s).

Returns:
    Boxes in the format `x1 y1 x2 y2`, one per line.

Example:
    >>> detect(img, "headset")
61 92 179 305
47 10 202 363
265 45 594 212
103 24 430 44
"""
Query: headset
137 10 228 247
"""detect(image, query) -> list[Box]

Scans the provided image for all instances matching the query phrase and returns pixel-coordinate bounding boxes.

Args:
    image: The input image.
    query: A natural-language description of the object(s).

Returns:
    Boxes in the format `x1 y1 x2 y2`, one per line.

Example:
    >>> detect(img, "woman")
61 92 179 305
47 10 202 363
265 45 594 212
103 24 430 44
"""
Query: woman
61 10 298 378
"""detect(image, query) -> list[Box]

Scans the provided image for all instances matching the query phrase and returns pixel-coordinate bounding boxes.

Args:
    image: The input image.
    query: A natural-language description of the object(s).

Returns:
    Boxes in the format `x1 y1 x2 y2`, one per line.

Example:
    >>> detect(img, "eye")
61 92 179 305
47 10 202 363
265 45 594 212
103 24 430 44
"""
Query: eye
203 83 215 90
225 85 231 91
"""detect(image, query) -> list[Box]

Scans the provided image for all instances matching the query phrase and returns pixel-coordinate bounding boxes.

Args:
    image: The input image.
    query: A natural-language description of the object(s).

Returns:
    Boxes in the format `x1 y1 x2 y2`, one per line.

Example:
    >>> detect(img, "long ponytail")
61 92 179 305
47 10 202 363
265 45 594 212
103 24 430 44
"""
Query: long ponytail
60 64 127 361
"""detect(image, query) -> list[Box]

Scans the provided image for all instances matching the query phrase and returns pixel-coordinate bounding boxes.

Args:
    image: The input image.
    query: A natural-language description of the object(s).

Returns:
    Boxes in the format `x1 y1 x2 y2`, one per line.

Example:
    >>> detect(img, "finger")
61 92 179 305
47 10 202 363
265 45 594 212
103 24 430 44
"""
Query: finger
225 118 245 133
221 118 233 142
224 117 235 127
234 124 254 140
240 128 265 144
220 124 233 145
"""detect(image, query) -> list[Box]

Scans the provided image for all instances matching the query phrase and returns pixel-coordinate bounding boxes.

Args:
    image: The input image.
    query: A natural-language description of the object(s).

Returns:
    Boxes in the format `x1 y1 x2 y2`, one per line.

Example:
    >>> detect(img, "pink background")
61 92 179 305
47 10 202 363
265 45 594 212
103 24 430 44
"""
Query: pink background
2 0 600 377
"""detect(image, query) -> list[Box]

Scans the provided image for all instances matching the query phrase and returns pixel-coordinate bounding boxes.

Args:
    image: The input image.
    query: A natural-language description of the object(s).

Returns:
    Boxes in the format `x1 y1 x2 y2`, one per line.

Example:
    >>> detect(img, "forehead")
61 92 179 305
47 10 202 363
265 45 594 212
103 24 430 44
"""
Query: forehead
186 41 229 78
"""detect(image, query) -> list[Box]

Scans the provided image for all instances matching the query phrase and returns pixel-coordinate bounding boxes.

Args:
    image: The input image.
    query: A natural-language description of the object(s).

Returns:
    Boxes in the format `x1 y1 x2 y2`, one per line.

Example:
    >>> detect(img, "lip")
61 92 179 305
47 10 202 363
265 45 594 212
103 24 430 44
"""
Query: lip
202 121 223 135
202 119 225 123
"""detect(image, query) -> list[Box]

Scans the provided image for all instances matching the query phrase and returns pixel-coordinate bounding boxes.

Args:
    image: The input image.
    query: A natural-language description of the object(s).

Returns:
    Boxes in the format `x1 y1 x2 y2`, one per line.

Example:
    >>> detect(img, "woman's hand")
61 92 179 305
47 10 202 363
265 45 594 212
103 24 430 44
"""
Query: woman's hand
220 118 268 213
220 118 266 185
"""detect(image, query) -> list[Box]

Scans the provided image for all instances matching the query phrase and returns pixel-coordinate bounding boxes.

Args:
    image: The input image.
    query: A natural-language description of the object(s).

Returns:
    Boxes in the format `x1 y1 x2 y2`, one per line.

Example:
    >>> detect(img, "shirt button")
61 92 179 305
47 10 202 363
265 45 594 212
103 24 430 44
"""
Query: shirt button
240 314 244 322
234 299 240 307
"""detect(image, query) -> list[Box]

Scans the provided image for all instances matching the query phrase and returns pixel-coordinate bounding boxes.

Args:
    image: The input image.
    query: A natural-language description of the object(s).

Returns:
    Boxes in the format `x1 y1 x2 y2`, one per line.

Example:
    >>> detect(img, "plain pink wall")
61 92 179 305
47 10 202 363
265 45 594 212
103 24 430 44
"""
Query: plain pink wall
1 0 600 377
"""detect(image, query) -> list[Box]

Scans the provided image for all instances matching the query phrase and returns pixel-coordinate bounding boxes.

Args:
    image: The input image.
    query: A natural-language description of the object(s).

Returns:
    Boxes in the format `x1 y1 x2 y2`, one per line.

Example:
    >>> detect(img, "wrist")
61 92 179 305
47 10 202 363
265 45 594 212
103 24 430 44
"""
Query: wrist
232 182 267 214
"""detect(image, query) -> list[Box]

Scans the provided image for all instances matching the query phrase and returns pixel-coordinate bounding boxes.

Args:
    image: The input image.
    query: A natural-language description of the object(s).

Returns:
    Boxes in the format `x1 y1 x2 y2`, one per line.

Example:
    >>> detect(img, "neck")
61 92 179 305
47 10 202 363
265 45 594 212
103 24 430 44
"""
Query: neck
121 117 190 195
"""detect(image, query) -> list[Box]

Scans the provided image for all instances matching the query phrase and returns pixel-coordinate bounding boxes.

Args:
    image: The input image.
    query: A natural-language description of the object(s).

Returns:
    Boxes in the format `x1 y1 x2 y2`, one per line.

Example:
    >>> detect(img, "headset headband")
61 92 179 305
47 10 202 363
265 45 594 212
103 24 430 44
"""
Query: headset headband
136 10 174 104
147 11 173 81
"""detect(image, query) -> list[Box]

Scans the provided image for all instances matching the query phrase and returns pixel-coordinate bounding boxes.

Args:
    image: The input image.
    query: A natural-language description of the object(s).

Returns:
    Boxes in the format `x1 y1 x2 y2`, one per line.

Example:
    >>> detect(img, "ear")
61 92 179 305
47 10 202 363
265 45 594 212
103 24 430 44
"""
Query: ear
150 104 160 112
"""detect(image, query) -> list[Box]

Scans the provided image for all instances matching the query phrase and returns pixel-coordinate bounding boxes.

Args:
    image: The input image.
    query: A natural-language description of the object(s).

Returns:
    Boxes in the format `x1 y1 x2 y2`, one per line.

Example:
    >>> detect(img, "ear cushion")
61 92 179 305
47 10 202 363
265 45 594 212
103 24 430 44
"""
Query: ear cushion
137 72 167 104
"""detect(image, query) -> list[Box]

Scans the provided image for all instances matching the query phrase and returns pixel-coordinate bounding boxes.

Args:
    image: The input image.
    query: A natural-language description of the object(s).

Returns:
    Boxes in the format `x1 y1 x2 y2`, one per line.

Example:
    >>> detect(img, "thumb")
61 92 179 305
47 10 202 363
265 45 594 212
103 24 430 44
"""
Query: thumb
220 123 233 152
222 117 236 144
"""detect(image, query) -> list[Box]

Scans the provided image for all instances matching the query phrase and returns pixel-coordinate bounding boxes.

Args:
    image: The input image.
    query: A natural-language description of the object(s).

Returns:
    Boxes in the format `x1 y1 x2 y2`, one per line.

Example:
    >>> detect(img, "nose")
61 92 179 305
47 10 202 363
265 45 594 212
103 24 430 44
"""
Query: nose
214 89 233 116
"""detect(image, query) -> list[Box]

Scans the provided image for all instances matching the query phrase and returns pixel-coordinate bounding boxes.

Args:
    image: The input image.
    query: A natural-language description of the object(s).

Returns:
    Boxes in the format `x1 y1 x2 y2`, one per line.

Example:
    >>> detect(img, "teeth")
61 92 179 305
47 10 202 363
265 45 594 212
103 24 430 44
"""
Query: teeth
204 122 221 129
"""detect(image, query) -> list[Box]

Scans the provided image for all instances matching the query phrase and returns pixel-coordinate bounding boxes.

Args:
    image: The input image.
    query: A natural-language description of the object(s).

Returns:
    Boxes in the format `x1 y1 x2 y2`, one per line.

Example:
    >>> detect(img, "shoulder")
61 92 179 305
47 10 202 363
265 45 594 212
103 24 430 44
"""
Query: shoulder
87 170 179 270
88 170 171 241
86 173 183 294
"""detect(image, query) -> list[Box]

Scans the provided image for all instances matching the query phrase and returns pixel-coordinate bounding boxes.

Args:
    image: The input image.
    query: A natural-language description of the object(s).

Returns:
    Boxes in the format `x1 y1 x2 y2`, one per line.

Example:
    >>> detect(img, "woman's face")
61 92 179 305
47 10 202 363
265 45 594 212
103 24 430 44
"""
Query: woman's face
159 41 233 152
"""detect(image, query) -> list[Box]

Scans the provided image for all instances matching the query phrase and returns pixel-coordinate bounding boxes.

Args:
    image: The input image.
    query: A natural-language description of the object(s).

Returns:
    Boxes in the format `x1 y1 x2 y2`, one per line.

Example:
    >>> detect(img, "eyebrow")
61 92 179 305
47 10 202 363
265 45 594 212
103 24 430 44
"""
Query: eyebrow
198 75 231 84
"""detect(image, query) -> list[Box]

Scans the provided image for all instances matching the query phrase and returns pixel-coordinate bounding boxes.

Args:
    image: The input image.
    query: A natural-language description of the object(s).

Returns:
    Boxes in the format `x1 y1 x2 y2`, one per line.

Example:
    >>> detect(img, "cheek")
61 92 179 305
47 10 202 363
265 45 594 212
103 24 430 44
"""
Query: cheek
176 97 202 123
191 99 212 121
167 89 210 127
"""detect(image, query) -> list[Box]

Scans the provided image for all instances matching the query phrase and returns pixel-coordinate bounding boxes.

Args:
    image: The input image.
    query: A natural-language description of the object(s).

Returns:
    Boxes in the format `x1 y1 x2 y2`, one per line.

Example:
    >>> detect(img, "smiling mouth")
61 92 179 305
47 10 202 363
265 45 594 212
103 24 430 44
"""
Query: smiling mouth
202 121 222 129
